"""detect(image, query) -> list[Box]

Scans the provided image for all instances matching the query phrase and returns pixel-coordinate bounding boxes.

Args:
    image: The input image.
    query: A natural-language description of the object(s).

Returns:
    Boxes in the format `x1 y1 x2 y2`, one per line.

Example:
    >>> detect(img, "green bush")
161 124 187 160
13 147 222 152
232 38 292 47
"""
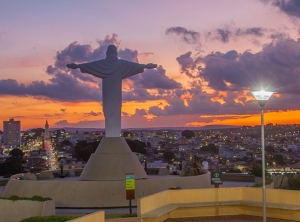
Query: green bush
0 195 51 202
249 163 262 177
20 214 137 222
252 177 273 187
287 175 300 190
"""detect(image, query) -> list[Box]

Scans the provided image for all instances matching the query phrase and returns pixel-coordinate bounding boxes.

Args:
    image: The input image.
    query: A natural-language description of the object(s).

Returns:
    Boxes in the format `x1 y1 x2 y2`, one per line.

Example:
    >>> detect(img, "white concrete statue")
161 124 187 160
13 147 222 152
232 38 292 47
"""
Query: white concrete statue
67 45 157 137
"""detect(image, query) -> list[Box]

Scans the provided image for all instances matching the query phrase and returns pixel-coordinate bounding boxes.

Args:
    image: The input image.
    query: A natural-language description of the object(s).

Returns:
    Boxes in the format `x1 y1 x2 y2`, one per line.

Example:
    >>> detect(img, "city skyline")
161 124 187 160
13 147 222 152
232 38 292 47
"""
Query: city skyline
1 0 300 130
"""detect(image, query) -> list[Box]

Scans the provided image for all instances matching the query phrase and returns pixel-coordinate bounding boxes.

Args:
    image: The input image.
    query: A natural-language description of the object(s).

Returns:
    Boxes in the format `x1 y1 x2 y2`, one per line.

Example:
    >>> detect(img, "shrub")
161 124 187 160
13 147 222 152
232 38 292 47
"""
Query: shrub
287 175 300 190
0 195 51 202
252 177 273 187
249 163 262 177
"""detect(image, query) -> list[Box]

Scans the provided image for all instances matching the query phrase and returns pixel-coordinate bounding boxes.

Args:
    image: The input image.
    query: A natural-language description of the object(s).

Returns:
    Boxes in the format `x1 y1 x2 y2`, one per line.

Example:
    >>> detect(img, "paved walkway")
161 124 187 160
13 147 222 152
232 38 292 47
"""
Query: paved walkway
84 215 297 222
106 218 138 222
56 207 136 216
164 215 296 222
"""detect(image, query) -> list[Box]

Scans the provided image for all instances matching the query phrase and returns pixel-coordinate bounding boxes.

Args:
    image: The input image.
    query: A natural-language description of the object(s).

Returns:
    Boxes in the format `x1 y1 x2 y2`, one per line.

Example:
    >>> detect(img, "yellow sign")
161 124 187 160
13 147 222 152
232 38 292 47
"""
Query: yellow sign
126 180 135 190
126 174 135 190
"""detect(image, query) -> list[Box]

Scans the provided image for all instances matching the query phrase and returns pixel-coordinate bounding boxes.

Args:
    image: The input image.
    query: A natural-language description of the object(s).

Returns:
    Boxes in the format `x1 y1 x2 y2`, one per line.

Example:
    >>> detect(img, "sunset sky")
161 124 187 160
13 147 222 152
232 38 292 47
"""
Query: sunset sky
1 0 300 130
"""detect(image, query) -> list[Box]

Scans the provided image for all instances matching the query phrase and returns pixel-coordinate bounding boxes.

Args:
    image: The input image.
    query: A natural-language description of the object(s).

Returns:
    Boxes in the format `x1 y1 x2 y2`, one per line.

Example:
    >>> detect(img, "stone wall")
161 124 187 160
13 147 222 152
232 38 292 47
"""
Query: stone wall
0 199 55 222
1 173 211 208
138 187 300 222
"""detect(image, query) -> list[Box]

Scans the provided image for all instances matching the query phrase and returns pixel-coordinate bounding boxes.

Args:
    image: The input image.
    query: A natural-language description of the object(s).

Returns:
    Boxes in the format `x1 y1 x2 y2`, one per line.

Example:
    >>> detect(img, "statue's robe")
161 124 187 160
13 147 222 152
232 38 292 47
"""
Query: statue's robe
78 57 145 137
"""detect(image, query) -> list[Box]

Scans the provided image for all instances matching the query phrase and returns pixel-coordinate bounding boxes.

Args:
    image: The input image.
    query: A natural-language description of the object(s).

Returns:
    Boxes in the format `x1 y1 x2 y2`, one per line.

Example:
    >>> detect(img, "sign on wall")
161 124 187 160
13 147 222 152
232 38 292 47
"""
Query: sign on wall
211 171 223 185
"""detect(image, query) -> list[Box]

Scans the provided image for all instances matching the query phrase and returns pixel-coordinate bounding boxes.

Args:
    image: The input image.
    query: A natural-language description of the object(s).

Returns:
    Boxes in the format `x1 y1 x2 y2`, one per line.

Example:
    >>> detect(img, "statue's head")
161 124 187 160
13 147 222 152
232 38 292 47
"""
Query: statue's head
106 45 118 59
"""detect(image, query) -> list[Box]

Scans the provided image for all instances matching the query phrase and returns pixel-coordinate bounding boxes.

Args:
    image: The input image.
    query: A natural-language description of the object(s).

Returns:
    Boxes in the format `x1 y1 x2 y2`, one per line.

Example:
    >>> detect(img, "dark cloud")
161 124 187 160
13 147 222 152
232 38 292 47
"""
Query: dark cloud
0 79 26 95
139 52 154 56
0 34 180 103
135 109 147 116
177 38 300 95
205 25 278 44
11 116 25 119
167 37 300 116
216 28 232 43
123 88 158 102
118 48 139 62
84 111 102 116
148 88 235 116
130 66 181 90
53 41 93 69
165 27 200 44
236 27 265 37
205 39 300 94
54 119 104 128
176 52 203 78
55 120 69 126
271 0 300 18
269 32 288 40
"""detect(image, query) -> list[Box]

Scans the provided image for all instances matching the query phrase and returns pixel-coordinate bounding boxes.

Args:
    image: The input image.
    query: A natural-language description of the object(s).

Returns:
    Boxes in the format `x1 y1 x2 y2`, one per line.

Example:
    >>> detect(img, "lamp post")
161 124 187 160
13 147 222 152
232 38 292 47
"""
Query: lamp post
251 90 274 222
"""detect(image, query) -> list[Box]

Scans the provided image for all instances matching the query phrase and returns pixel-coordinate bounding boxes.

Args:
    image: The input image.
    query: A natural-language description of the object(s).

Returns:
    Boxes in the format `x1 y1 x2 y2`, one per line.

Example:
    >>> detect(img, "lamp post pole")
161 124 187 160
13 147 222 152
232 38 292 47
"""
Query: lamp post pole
251 90 274 222
260 105 266 222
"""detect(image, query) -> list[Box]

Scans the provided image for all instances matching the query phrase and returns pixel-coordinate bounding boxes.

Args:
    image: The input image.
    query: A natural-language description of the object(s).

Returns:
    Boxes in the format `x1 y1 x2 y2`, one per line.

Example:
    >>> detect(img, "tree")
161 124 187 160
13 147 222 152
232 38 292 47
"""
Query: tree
163 151 175 162
74 141 100 162
125 139 146 154
74 141 88 158
30 128 45 137
9 148 24 157
181 130 194 139
272 155 284 165
249 163 262 177
0 157 23 176
122 131 132 138
288 175 300 190
61 139 72 146
76 146 94 162
0 163 5 175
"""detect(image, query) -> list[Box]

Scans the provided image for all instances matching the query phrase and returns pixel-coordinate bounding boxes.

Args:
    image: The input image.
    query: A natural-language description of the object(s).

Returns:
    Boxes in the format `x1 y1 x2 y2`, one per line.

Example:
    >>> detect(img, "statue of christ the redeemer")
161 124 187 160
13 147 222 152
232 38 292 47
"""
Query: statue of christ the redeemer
67 45 157 137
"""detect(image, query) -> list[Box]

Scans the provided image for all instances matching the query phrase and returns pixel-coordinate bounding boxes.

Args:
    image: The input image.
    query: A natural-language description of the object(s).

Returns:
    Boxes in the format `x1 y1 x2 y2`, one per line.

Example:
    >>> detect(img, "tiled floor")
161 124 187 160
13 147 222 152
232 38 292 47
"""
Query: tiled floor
164 215 296 222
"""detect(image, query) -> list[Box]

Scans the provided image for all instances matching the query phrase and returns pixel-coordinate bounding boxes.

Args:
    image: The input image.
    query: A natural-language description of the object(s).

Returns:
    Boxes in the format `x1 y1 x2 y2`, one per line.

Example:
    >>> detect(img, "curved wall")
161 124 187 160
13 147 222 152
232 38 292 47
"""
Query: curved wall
1 173 211 208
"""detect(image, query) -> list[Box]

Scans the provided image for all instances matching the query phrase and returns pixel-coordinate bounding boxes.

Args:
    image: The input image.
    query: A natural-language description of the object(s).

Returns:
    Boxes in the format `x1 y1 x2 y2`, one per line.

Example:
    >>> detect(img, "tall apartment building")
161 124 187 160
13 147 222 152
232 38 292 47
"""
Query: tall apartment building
3 118 21 148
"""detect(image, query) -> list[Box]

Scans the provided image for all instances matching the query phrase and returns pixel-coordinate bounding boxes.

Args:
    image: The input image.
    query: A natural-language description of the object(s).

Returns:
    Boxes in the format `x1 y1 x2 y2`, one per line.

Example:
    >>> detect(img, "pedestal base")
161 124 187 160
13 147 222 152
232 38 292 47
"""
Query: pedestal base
79 137 148 181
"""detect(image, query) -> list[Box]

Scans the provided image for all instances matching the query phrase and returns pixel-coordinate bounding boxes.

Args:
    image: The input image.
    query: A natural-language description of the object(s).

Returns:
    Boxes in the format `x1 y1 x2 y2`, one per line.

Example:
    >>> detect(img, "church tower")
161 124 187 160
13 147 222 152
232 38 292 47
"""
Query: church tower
44 120 50 141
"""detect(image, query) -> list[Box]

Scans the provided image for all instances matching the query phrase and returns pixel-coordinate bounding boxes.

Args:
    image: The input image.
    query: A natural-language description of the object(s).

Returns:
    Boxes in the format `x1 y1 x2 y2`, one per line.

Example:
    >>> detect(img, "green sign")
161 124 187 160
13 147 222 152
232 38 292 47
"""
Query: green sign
211 171 223 185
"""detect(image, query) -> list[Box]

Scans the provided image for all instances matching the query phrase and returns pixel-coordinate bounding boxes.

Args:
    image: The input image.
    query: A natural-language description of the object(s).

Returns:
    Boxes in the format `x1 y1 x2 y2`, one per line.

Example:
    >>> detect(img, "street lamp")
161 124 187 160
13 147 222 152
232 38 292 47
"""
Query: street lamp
251 90 274 222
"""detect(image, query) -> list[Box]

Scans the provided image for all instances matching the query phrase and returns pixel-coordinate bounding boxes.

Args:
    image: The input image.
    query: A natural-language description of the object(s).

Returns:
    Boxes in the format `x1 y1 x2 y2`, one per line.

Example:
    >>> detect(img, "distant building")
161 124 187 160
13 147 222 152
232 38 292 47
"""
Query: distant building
0 134 3 147
3 118 21 148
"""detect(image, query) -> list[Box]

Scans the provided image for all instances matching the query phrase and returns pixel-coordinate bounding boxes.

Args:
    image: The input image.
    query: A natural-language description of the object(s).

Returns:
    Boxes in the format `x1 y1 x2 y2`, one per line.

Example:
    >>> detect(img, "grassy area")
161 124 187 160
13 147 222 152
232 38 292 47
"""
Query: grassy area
19 213 137 222
252 177 273 187
20 216 78 222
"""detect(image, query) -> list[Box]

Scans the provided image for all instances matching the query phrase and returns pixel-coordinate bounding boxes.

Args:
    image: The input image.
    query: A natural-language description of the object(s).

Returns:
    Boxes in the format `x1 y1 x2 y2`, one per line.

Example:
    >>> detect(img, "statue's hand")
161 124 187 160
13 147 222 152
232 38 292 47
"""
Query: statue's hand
145 63 157 69
66 63 79 69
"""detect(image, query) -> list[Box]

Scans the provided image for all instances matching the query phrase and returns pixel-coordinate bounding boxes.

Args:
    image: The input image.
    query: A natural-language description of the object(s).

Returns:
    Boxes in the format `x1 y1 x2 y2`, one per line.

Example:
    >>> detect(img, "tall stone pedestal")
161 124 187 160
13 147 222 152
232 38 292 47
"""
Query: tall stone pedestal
79 137 148 181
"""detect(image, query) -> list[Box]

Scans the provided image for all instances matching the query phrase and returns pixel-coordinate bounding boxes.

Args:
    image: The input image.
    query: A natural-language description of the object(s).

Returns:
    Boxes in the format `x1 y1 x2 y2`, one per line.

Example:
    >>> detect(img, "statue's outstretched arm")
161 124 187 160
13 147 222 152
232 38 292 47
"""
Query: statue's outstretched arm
144 63 157 69
66 63 79 69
